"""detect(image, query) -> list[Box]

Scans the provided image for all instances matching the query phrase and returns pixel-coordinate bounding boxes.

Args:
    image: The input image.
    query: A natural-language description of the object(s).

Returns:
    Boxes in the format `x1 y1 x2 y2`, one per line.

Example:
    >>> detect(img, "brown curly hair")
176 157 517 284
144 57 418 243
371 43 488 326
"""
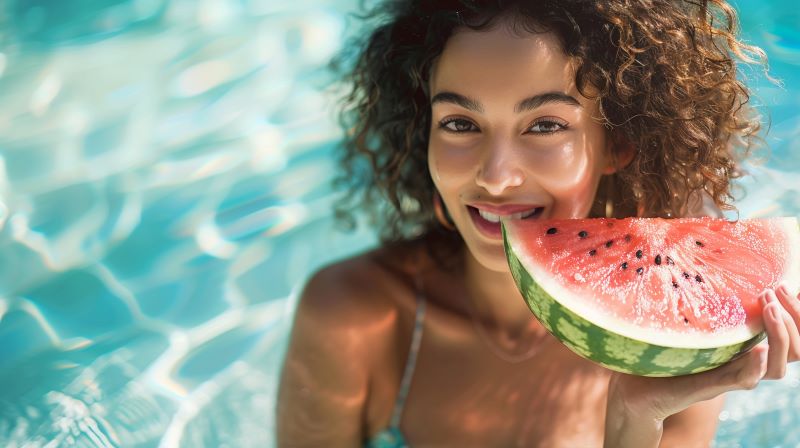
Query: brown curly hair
332 0 768 266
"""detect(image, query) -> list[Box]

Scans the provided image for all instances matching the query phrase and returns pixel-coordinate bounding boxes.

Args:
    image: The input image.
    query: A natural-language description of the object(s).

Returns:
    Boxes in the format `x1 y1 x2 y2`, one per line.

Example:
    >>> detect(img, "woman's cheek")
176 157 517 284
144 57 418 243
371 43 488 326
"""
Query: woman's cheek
428 140 478 189
526 144 602 218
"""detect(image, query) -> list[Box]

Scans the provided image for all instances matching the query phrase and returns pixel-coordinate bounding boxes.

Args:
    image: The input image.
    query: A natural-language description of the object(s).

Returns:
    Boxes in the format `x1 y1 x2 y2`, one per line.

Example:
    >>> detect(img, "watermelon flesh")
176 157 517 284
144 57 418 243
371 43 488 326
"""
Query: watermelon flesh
502 217 800 377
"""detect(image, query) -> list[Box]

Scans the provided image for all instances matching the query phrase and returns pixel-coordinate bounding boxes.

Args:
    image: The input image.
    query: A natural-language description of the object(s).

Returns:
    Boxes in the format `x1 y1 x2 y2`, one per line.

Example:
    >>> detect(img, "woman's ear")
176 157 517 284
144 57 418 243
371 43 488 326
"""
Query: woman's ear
602 136 636 175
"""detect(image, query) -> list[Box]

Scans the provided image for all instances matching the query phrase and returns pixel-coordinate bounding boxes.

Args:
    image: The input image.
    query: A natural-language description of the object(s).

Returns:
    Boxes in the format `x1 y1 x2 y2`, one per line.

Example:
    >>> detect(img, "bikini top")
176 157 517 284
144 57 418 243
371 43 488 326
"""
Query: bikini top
365 273 426 448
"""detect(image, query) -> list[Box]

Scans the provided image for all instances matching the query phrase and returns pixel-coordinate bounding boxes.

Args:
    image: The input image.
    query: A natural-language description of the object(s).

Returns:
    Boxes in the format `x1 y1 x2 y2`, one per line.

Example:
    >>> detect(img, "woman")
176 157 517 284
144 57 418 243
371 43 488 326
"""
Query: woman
277 1 800 446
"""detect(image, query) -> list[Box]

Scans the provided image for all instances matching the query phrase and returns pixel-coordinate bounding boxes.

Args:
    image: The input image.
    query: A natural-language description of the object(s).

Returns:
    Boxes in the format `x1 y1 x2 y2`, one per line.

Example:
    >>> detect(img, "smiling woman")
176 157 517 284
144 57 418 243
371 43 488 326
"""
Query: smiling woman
275 1 798 447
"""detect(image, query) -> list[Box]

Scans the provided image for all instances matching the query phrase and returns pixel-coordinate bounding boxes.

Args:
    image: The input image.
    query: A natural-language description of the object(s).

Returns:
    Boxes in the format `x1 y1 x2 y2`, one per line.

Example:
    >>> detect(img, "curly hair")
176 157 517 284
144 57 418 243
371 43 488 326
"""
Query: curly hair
332 0 768 266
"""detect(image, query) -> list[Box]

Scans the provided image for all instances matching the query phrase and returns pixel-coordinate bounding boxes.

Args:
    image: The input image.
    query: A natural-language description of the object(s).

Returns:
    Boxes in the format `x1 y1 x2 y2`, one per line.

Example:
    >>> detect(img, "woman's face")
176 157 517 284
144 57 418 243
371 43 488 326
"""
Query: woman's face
428 25 620 272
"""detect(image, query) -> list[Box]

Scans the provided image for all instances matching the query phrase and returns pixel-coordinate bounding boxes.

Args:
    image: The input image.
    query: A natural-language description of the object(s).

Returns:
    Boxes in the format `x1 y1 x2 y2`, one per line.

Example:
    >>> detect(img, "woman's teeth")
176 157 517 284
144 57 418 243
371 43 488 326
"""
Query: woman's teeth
477 208 540 223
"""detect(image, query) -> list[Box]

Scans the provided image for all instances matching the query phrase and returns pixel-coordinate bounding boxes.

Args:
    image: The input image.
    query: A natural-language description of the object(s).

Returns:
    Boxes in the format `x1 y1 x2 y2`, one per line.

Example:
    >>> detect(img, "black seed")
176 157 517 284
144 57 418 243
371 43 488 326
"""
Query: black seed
672 281 679 288
621 262 628 270
684 317 690 324
636 250 643 259
636 267 644 275
589 249 597 256
624 234 632 242
605 240 614 248
696 241 704 247
547 227 558 235
695 275 703 283
666 256 674 265
655 255 662 265
578 230 588 238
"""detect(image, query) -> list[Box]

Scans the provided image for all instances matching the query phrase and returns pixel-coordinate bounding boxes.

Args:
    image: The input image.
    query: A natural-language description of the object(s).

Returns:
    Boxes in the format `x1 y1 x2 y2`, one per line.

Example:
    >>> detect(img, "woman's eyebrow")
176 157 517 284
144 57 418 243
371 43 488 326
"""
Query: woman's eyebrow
430 91 582 113
430 91 484 112
515 92 582 112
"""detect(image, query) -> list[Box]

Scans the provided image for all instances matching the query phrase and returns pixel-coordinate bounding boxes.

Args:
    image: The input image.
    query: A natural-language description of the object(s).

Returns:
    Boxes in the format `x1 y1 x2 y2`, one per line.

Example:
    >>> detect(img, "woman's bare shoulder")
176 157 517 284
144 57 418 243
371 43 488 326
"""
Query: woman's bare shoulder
277 241 426 445
295 239 426 332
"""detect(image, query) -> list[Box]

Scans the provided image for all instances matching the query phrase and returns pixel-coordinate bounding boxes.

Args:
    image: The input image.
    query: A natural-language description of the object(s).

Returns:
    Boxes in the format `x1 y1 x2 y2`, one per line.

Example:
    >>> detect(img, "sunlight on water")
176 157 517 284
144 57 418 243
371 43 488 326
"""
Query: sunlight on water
0 0 798 447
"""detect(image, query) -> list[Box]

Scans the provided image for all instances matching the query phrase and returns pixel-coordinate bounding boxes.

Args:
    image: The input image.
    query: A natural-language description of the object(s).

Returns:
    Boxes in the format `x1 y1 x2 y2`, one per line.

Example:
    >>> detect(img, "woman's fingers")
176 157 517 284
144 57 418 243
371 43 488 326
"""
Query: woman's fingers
781 310 800 363
776 284 800 362
776 284 800 321
762 290 790 379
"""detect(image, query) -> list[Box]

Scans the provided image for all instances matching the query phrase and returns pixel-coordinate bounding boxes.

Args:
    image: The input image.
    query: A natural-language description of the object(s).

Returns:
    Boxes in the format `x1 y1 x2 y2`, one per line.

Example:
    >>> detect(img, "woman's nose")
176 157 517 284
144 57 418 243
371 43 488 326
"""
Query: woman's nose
475 143 525 196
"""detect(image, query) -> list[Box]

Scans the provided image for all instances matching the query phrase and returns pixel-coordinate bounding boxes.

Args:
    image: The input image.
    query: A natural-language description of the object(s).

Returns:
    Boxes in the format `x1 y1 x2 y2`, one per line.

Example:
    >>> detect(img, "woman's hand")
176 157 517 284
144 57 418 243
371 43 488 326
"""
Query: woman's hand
604 284 800 447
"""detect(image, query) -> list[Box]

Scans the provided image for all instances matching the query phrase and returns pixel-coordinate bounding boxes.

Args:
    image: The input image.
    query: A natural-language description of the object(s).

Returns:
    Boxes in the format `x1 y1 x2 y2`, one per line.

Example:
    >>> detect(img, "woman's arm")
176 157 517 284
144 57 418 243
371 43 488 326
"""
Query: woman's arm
276 265 375 447
603 394 665 448
604 394 725 448
660 395 726 447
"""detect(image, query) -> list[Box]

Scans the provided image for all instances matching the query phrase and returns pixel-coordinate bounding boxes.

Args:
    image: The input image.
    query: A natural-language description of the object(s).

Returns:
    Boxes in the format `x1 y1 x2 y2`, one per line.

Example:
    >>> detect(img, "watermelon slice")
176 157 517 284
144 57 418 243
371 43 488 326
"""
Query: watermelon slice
501 217 800 377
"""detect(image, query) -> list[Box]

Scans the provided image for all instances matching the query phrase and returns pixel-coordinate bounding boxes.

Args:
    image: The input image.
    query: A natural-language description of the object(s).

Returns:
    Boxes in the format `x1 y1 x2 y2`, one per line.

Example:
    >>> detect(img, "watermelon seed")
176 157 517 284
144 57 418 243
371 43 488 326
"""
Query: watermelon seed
605 240 613 248
624 234 632 242
696 241 704 247
695 275 703 283
672 281 679 288
589 249 597 256
636 267 644 275
636 250 643 259
683 316 690 324
547 227 558 235
682 272 691 279
578 230 588 238
666 256 674 265
621 262 628 270
655 255 662 265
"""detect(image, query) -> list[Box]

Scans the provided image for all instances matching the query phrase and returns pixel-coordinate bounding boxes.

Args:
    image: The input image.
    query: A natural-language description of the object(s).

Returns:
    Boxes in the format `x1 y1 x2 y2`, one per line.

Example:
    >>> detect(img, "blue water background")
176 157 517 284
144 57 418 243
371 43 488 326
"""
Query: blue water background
0 0 797 446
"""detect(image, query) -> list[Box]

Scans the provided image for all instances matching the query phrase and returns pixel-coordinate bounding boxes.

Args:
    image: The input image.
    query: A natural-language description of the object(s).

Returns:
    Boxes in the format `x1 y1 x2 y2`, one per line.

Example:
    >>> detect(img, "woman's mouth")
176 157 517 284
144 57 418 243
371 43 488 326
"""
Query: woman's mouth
467 205 544 239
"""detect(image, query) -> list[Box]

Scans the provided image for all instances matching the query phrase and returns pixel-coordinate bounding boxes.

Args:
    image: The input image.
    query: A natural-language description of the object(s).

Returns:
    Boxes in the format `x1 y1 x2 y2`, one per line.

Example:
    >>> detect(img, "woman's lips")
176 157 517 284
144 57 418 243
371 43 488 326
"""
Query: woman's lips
467 205 544 239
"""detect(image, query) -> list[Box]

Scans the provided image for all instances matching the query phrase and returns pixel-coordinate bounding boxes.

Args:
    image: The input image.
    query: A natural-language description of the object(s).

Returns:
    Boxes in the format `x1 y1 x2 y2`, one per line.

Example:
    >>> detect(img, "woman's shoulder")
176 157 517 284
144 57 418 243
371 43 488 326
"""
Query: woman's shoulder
295 238 429 335
277 240 431 444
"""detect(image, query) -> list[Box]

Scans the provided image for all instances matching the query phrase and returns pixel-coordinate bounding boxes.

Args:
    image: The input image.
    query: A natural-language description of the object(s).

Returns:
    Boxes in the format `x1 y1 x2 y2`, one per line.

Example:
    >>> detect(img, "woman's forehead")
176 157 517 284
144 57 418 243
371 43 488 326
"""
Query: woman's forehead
429 26 584 107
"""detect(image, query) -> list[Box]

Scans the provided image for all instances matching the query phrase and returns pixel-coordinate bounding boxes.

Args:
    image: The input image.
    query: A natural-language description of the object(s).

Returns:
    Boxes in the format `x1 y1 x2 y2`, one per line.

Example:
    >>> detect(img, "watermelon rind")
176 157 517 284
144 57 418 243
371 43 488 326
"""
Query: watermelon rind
500 219 796 377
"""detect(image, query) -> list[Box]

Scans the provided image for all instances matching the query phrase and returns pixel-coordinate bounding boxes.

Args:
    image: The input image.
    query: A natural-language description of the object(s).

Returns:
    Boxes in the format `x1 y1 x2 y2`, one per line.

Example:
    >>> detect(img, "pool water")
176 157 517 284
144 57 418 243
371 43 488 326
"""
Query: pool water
0 0 798 446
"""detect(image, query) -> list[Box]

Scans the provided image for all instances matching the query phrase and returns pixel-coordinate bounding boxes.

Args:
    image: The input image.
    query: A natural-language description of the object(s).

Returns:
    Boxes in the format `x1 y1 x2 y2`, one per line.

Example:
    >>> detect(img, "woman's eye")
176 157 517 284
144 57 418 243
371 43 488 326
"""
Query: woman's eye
528 120 567 134
439 118 478 133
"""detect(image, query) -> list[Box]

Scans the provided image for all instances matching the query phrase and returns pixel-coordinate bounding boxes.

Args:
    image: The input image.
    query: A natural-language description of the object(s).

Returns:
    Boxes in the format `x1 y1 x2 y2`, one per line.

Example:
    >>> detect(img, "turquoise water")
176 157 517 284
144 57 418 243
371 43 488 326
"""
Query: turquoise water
0 1 797 446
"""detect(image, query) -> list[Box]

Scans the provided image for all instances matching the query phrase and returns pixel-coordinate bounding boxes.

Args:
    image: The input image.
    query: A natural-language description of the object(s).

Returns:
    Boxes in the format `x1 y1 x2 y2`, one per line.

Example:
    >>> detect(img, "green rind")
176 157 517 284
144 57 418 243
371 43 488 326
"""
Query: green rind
502 226 765 377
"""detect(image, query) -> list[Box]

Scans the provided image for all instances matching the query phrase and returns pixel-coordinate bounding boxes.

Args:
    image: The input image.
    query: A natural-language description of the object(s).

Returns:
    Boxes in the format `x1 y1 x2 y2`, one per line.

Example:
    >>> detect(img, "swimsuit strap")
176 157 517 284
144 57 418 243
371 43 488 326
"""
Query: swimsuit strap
388 270 426 428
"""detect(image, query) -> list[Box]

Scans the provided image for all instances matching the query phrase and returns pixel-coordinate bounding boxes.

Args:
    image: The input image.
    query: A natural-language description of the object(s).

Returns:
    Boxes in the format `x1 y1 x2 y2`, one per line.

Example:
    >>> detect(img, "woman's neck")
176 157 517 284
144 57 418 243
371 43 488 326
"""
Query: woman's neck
461 248 548 347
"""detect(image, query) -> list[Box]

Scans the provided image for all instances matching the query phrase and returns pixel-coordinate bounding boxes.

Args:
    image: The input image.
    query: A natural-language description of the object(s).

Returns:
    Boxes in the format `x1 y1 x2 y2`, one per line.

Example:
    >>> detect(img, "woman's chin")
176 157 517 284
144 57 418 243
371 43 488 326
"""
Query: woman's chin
465 240 513 273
